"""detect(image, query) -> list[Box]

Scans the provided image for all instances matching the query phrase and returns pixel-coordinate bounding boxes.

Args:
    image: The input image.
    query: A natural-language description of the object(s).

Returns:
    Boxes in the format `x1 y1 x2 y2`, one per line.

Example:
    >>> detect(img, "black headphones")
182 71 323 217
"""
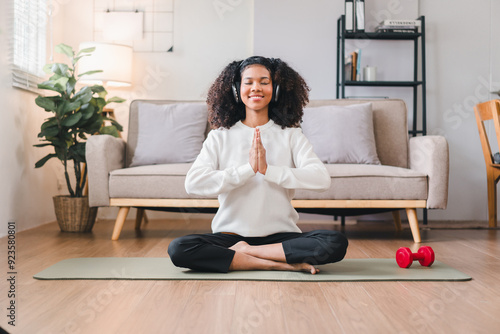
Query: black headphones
232 59 280 104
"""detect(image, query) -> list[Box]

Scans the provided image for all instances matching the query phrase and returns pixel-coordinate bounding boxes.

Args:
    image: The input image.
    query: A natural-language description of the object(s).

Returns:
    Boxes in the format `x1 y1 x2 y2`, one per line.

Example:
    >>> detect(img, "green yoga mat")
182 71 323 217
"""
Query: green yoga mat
33 258 471 282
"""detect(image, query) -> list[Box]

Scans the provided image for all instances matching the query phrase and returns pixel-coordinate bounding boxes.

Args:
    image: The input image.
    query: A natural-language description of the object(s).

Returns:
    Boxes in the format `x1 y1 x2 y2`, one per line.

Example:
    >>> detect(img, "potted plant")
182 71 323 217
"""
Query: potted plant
34 43 125 232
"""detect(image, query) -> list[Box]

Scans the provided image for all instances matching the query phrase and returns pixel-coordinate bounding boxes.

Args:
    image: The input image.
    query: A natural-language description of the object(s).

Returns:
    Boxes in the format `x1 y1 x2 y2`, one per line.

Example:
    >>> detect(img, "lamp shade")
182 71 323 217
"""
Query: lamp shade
78 42 132 87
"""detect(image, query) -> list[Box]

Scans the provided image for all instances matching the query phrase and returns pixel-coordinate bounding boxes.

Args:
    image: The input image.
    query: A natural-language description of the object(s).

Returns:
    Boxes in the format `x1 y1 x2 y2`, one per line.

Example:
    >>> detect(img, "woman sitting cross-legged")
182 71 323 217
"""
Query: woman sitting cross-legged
168 56 348 274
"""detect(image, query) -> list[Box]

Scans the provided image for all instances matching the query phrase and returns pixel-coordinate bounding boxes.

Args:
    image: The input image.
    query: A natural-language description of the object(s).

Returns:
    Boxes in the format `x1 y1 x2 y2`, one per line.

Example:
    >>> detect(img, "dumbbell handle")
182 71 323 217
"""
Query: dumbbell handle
411 252 426 260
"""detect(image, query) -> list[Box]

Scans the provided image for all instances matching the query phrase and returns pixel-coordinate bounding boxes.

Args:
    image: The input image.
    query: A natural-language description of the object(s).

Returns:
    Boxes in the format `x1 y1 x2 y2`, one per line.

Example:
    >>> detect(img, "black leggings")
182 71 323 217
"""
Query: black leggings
167 230 348 273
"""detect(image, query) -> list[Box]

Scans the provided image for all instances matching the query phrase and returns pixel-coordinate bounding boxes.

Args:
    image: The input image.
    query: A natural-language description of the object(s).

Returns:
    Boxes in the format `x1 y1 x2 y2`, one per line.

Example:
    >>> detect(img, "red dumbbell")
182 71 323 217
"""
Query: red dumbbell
396 246 435 268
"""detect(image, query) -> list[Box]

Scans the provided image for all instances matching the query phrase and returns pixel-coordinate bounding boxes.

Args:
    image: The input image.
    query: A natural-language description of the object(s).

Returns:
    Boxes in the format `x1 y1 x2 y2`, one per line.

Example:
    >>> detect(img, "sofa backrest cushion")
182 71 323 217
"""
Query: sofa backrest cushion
129 102 208 167
302 102 381 165
306 99 408 168
127 100 209 167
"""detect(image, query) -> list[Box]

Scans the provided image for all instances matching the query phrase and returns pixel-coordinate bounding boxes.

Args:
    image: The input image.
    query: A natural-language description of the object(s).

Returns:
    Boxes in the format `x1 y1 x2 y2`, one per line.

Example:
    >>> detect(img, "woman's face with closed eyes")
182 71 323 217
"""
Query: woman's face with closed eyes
240 64 273 114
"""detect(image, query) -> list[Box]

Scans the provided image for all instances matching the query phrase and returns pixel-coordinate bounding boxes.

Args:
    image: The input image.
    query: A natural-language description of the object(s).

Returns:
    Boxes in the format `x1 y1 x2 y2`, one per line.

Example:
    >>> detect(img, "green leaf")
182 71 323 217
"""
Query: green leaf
56 100 79 117
97 90 107 99
107 96 126 103
81 104 96 121
65 101 82 114
55 101 66 117
78 70 103 77
43 63 54 74
61 113 83 127
35 96 56 111
76 47 95 56
95 97 107 110
103 117 123 132
39 125 60 138
66 77 77 95
73 86 93 104
51 138 68 149
37 82 65 94
51 63 70 77
86 117 104 133
91 85 106 93
92 85 107 99
53 76 69 91
48 72 63 82
99 126 120 138
33 143 53 148
55 44 74 58
81 116 103 134
41 117 58 130
35 153 58 168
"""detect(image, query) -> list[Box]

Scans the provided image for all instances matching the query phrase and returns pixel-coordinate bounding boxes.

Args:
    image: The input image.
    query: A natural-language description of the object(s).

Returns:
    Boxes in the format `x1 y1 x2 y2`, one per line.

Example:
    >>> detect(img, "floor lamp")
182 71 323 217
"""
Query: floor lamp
78 42 133 135
76 43 141 224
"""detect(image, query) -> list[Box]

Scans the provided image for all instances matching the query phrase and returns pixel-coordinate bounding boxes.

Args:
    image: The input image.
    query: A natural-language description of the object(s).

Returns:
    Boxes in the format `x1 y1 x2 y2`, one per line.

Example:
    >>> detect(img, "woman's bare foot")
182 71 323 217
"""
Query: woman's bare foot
290 263 320 275
229 241 250 253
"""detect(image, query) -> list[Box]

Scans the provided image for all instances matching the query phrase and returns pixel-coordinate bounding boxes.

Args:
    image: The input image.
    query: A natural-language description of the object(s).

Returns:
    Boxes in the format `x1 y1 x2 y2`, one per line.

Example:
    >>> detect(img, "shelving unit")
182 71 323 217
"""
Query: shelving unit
336 15 427 136
336 15 428 224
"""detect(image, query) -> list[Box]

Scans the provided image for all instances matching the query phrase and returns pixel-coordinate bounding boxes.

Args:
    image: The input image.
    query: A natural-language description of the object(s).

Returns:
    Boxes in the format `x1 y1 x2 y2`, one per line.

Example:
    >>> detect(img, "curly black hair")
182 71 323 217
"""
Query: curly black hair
206 56 310 129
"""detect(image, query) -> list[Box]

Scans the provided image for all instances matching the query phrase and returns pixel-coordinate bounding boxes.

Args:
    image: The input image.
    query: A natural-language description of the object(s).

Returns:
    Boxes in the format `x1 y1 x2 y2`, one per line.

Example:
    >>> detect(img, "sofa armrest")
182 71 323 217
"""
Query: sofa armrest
409 135 449 209
86 135 126 207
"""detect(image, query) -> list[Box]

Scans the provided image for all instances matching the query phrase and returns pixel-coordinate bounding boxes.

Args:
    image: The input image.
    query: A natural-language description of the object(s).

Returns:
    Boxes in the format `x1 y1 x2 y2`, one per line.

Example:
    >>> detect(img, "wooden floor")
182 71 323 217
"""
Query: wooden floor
1 215 499 334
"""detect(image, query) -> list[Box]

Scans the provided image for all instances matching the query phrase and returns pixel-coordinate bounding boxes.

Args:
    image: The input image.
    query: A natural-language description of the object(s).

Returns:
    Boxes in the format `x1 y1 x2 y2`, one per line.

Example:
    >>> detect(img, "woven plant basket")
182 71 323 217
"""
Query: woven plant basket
53 196 98 232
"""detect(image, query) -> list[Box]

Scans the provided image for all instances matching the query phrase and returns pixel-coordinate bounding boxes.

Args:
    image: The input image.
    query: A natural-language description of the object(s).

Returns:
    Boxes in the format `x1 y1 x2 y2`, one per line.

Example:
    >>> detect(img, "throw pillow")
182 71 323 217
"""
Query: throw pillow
130 102 208 167
301 103 381 164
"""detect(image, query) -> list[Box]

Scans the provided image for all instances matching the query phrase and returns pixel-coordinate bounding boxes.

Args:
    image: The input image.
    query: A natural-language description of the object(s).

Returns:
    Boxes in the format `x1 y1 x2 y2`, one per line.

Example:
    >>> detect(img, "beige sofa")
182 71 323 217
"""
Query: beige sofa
86 99 449 243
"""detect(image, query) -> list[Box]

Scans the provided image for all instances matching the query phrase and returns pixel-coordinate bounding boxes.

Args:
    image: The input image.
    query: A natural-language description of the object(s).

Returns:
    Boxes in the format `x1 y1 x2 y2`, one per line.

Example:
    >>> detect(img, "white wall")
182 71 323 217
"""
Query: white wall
420 0 498 220
0 1 65 237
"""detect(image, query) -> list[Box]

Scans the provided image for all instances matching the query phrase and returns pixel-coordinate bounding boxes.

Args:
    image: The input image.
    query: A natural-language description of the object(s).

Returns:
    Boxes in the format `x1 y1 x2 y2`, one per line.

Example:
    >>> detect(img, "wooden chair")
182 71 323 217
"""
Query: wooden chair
474 100 500 227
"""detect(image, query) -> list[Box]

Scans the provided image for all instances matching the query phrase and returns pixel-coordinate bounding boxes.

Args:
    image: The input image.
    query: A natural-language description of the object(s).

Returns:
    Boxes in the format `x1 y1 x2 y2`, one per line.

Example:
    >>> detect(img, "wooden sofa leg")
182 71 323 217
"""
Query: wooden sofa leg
135 208 145 230
405 208 422 243
392 210 402 232
112 207 130 241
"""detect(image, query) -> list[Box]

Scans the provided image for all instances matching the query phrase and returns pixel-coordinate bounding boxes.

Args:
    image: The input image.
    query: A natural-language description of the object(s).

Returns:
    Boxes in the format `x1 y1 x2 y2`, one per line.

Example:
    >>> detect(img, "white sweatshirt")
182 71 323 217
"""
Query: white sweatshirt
185 119 331 237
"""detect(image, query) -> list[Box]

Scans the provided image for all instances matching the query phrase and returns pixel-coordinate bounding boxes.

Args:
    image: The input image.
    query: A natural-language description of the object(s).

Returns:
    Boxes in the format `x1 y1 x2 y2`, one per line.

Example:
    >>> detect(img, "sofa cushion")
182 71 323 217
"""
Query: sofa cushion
109 164 214 199
306 99 409 168
109 163 427 202
301 103 381 165
294 164 427 200
130 102 208 167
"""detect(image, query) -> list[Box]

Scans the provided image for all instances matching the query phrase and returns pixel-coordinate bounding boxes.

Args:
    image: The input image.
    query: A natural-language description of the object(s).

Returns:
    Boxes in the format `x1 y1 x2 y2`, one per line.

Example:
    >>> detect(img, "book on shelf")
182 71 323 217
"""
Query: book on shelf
345 49 361 81
375 18 420 34
355 0 365 32
375 26 418 33
355 49 361 81
379 19 421 27
345 0 354 32
344 0 365 32
345 53 353 81
351 51 357 80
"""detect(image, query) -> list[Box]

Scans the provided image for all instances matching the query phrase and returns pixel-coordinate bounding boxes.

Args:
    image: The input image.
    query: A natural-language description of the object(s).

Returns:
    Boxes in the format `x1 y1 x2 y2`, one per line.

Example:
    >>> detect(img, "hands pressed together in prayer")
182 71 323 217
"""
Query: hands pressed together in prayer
249 128 267 175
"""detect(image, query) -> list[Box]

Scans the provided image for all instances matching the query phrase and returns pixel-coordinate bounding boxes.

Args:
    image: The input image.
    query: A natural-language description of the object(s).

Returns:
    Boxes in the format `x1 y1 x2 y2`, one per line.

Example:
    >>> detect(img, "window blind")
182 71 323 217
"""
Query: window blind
11 0 47 93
